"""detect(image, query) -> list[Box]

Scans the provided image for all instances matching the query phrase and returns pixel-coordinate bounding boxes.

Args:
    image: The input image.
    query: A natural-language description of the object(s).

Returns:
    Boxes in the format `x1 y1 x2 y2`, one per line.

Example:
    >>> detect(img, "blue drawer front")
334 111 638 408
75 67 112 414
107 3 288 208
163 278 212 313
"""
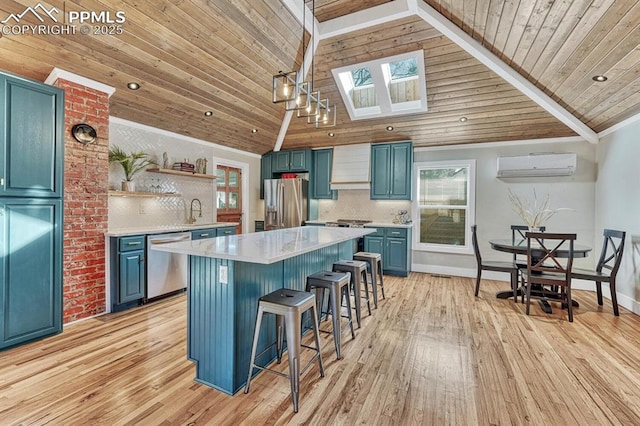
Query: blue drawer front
118 235 145 251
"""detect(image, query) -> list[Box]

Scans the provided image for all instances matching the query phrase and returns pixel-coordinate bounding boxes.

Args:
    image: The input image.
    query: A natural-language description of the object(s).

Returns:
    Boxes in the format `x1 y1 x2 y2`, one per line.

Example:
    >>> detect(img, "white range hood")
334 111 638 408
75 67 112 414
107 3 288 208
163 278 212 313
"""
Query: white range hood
330 143 371 190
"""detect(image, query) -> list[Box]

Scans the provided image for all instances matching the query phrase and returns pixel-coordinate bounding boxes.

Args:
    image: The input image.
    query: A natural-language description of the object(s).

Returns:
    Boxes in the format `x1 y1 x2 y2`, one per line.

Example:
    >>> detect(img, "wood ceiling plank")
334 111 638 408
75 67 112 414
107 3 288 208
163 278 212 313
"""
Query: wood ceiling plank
491 0 521 59
514 0 585 73
543 0 638 94
512 0 560 65
461 0 478 35
307 0 391 22
501 0 548 66
482 0 506 48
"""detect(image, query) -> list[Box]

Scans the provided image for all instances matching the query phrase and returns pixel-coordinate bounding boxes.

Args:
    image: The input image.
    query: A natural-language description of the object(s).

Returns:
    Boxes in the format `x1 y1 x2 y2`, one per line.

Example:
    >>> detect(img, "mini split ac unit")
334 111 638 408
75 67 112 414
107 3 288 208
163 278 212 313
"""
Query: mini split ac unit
496 153 577 178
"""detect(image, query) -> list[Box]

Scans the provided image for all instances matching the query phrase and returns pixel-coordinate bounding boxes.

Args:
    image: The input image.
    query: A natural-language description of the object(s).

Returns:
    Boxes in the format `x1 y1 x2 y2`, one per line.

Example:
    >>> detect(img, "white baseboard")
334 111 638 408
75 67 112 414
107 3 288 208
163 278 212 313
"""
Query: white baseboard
411 263 639 315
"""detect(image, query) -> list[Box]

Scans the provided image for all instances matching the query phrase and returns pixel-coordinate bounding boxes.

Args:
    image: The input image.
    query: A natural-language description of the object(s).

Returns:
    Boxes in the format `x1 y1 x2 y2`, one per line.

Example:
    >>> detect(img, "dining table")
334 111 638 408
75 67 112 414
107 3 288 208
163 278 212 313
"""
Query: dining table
489 238 592 313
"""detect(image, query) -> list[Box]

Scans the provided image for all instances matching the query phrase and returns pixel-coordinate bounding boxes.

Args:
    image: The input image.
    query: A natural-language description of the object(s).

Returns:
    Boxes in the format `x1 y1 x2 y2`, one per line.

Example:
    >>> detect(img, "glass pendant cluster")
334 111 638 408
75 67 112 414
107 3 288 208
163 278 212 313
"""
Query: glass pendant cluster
272 0 336 128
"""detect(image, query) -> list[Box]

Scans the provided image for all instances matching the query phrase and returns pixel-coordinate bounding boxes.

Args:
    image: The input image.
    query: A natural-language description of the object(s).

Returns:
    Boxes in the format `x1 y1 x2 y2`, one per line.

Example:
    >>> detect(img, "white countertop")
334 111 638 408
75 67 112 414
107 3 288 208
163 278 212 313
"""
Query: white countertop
151 226 375 264
304 220 413 229
106 222 239 237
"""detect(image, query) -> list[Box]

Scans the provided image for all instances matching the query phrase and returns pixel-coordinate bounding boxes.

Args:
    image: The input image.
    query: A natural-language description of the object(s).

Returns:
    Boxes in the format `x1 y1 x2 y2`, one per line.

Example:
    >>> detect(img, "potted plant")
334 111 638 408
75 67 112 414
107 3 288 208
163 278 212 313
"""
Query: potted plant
108 146 156 192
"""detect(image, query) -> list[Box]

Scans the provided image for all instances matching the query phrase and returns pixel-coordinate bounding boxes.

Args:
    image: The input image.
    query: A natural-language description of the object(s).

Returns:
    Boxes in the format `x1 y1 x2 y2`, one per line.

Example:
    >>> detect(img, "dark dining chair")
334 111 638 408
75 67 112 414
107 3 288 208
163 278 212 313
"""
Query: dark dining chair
472 225 519 301
571 229 626 316
511 225 546 266
521 232 576 322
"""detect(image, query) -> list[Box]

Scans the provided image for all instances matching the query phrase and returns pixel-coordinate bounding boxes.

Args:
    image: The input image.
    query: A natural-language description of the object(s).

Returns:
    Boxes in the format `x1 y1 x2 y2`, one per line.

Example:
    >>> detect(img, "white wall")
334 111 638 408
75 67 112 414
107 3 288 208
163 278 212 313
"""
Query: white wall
108 118 261 231
595 119 640 314
412 138 597 276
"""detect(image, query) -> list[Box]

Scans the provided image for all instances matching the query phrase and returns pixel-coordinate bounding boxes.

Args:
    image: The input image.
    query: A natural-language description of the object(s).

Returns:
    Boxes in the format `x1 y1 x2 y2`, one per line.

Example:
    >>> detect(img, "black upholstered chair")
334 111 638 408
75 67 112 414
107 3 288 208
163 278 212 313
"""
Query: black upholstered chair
472 225 519 301
521 232 576 322
571 229 626 316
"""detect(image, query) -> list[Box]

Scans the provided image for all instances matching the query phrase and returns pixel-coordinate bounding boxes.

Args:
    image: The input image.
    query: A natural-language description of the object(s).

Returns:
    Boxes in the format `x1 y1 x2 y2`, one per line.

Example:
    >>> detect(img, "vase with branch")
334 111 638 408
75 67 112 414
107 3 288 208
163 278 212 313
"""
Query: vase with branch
508 188 571 231
108 146 156 192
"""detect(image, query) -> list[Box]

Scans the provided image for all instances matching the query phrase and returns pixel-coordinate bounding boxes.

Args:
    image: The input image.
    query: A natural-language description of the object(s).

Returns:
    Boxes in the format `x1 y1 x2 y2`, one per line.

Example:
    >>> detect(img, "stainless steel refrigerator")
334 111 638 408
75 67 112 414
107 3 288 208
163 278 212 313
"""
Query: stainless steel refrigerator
264 178 308 230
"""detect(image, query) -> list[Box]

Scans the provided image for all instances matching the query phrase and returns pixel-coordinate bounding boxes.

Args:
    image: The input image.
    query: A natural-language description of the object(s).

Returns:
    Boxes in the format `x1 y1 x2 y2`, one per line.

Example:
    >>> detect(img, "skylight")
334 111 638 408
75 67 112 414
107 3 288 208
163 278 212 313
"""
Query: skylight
332 50 427 120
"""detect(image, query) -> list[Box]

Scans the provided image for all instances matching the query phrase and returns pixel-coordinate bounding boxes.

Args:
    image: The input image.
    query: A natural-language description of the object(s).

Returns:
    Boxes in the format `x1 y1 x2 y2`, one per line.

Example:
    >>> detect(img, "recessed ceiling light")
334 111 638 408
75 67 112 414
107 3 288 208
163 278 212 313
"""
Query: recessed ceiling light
459 117 468 122
250 129 258 134
386 126 394 131
204 111 213 117
592 75 608 82
127 82 140 90
328 132 335 137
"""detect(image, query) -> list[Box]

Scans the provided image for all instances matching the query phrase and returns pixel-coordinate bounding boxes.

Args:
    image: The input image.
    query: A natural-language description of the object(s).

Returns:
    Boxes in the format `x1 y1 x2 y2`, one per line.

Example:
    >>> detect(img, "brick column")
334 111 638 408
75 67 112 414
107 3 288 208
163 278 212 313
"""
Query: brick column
52 78 110 323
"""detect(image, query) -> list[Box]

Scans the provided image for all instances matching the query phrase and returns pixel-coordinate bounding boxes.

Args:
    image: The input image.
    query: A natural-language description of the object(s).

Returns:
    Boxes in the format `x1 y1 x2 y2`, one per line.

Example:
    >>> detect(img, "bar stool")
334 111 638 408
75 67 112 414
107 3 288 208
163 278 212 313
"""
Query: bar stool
306 271 355 359
244 288 324 413
353 251 385 308
332 260 371 328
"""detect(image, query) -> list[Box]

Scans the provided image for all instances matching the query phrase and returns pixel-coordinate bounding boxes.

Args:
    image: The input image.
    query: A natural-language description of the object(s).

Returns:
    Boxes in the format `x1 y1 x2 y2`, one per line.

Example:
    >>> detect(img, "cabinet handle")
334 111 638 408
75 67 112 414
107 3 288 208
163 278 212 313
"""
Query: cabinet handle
0 178 3 186
127 241 141 246
391 231 400 235
200 233 210 237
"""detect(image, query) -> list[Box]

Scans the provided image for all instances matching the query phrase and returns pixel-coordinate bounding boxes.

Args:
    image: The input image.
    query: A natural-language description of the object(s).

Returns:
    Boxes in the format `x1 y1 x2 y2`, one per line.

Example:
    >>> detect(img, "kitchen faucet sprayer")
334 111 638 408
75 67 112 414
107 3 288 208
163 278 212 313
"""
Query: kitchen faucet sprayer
189 198 202 224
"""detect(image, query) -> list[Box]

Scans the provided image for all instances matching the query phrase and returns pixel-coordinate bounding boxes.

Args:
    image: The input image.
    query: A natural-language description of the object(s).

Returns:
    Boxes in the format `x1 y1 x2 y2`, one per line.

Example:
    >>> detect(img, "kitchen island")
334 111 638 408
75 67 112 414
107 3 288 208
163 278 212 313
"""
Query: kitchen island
152 226 374 395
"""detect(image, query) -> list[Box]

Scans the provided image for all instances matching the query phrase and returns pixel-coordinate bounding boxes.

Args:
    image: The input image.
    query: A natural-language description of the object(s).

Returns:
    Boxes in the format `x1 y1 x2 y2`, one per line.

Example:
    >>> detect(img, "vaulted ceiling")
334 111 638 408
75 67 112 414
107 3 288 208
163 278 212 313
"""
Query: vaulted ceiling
1 0 638 154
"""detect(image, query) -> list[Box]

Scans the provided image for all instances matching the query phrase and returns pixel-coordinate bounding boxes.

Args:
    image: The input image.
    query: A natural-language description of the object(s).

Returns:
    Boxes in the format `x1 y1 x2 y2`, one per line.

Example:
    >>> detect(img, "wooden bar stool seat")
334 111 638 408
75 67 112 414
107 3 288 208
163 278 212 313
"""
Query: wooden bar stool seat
244 288 324 413
353 251 384 308
306 271 355 359
332 260 371 328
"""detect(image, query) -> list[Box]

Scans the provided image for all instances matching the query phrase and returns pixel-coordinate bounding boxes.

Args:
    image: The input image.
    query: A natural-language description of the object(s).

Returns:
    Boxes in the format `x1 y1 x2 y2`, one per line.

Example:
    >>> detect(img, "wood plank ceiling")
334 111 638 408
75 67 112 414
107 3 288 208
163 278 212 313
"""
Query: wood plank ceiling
0 0 638 154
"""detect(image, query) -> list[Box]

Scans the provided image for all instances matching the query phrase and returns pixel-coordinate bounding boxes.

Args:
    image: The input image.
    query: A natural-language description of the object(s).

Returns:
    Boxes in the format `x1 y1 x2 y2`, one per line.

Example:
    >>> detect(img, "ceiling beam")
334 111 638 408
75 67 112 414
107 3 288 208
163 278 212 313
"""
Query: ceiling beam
413 1 599 144
318 0 414 40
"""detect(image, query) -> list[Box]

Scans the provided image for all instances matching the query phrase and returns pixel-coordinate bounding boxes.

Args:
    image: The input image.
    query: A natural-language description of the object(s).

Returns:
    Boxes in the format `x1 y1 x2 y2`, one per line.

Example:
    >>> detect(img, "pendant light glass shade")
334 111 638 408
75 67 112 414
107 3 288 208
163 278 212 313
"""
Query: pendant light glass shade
285 80 311 112
272 71 298 103
297 90 321 118
313 99 337 128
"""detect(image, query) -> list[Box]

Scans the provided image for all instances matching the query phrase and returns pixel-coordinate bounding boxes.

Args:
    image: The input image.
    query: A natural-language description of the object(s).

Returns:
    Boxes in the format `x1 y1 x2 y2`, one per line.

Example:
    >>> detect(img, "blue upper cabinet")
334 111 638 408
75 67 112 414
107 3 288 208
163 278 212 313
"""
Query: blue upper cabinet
311 148 337 199
370 141 413 200
0 74 64 198
272 149 311 173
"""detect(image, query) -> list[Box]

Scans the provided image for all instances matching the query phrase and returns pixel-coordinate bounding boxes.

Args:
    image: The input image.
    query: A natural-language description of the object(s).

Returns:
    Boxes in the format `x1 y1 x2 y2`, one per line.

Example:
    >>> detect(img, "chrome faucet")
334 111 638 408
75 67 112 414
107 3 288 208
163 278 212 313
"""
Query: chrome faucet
189 198 202 224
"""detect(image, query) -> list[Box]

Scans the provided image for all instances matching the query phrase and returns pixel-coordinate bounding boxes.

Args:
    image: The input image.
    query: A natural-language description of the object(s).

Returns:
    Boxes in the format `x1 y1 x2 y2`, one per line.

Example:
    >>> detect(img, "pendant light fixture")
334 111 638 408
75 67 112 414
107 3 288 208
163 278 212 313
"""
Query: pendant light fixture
272 0 335 128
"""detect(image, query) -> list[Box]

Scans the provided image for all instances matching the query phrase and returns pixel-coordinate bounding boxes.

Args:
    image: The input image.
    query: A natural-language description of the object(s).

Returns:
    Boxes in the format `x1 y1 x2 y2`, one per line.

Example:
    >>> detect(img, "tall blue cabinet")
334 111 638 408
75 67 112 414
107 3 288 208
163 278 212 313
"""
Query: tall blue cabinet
0 71 64 350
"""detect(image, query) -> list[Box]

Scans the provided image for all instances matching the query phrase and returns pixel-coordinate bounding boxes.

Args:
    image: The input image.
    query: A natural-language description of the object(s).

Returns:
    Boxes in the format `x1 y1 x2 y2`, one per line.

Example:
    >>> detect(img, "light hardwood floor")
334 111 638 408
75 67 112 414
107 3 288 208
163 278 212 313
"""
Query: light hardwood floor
2 273 640 425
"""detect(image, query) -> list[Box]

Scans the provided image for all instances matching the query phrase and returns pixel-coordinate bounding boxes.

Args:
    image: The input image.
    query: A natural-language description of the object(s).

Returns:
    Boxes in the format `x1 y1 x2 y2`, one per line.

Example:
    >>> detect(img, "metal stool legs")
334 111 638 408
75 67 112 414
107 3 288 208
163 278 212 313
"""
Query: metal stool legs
244 289 324 413
353 252 385 308
333 260 371 328
306 271 355 359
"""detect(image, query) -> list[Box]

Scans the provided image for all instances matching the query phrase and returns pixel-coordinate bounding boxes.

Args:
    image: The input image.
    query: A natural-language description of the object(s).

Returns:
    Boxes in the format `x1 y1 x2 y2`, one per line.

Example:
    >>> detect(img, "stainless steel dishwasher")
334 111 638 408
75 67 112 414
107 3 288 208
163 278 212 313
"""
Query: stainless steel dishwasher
147 231 192 299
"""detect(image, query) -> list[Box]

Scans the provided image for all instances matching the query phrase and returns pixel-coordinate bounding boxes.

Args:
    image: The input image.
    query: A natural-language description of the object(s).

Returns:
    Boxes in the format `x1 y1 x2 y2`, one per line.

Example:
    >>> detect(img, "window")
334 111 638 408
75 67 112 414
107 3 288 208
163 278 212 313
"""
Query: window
332 50 427 120
413 160 476 253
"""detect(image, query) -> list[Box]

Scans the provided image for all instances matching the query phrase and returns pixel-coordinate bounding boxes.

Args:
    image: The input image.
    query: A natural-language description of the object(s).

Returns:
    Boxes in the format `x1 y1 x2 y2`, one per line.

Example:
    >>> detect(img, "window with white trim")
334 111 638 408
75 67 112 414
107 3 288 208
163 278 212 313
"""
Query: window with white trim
413 160 476 253
332 50 427 120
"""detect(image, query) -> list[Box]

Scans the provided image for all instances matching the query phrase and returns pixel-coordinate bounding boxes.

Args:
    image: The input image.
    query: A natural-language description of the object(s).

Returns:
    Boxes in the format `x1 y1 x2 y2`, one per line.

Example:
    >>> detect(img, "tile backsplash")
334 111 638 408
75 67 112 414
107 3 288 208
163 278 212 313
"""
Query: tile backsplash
109 121 216 229
318 190 412 223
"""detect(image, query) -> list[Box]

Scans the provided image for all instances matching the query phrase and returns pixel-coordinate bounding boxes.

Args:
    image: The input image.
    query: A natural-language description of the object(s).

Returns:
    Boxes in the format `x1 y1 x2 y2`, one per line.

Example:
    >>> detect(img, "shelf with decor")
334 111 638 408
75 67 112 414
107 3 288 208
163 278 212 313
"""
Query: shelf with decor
146 168 216 180
108 190 182 198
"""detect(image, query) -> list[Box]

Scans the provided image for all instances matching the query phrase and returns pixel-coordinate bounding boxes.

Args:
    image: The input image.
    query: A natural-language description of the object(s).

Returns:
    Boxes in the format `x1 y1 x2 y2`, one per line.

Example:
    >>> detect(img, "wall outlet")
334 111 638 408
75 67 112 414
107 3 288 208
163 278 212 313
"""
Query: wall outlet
219 265 228 284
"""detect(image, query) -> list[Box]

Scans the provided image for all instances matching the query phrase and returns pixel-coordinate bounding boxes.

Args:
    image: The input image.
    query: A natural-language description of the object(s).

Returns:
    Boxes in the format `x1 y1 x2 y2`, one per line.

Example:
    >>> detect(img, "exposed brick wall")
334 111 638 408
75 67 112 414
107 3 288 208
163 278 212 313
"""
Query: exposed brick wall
53 78 109 323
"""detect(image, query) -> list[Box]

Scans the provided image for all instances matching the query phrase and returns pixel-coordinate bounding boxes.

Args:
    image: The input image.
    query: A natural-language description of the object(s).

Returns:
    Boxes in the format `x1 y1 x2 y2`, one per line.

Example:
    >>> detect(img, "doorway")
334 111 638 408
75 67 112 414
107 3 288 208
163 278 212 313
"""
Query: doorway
216 164 243 234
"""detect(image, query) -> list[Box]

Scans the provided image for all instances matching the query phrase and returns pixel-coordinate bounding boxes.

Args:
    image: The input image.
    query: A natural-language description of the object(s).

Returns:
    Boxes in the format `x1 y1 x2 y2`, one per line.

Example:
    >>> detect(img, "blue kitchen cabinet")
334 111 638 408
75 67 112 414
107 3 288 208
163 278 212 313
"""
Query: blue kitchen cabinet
0 73 64 198
311 148 337 199
192 226 236 240
0 198 63 350
110 235 146 310
0 70 64 351
260 152 273 199
216 226 236 236
272 149 311 173
364 227 411 276
370 142 413 200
